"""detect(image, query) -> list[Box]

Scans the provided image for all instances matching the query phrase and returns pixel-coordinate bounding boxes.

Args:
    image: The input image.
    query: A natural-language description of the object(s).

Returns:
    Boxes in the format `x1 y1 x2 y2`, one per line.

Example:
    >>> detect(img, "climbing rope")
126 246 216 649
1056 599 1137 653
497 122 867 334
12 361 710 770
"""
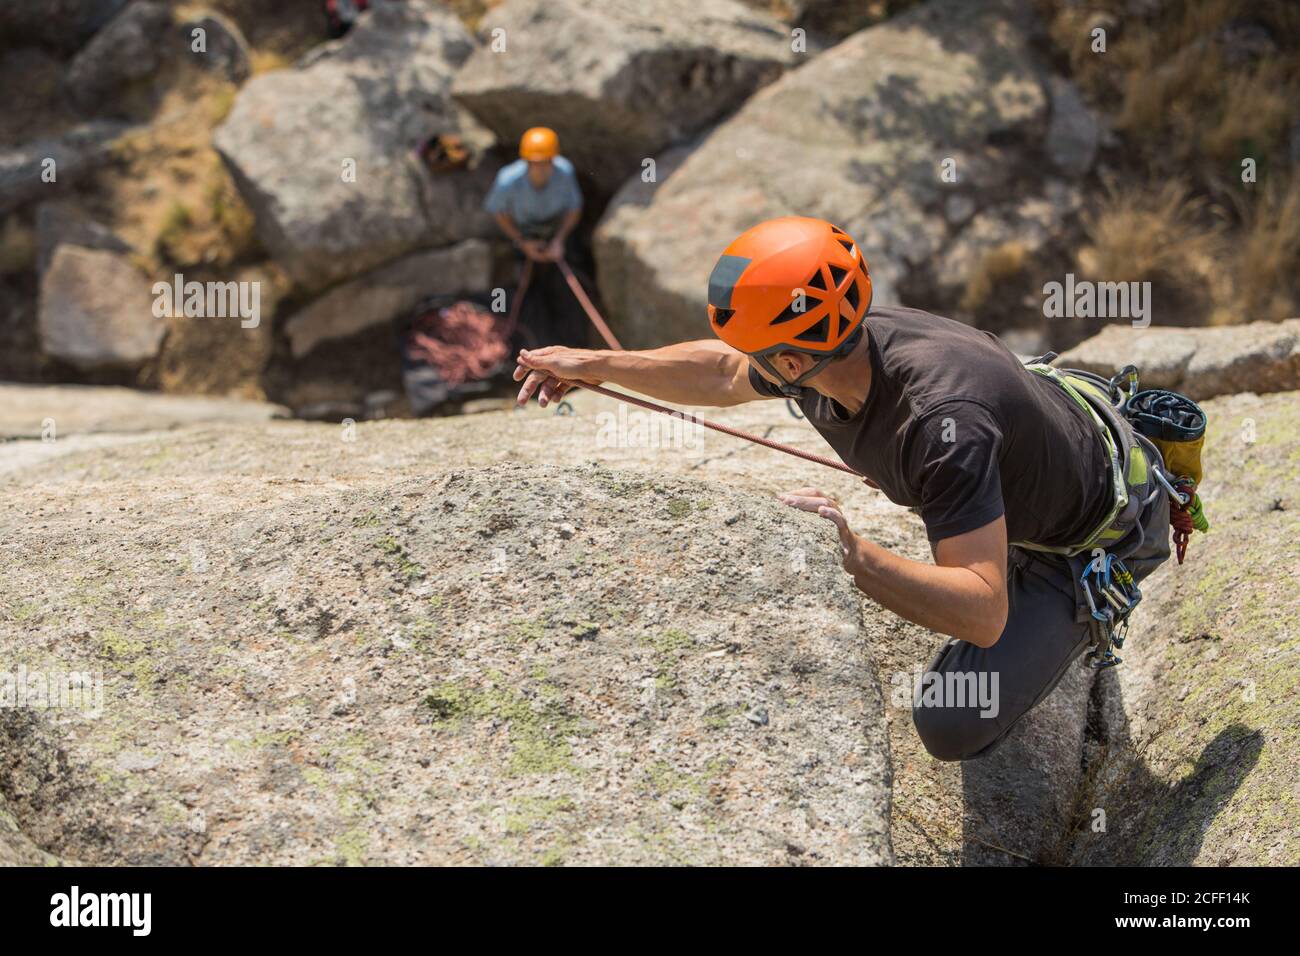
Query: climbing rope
572 381 878 487
556 258 622 351
532 257 878 488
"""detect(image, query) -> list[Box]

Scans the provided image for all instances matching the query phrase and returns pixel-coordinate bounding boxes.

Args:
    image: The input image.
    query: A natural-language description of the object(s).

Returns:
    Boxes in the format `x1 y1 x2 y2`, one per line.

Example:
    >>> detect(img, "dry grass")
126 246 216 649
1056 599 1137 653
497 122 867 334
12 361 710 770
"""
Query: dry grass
249 48 292 75
1041 0 1300 323
208 82 238 125
0 217 35 276
1231 176 1300 321
960 240 1028 312
1048 0 1300 174
1197 60 1295 168
1079 180 1225 286
153 200 193 261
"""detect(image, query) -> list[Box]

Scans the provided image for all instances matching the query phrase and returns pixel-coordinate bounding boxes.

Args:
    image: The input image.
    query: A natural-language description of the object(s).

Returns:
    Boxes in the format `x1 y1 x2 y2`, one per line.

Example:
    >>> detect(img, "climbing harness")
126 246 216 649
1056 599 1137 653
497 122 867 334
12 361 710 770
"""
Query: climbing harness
1015 355 1211 669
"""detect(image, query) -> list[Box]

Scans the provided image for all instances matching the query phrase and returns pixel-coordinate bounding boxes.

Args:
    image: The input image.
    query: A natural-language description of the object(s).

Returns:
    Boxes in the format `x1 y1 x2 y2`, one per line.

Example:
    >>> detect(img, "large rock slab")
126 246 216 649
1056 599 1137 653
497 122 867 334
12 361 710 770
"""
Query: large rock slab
0 456 892 865
452 0 794 193
594 0 1056 348
0 379 1131 867
1058 318 1300 400
213 0 495 291
284 238 491 358
38 245 165 370
1070 391 1300 865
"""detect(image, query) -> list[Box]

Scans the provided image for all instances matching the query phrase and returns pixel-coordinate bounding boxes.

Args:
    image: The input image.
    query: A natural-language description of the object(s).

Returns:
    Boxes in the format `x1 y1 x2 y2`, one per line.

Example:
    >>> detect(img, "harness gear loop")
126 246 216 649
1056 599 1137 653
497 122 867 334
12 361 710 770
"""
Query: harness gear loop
1079 552 1142 669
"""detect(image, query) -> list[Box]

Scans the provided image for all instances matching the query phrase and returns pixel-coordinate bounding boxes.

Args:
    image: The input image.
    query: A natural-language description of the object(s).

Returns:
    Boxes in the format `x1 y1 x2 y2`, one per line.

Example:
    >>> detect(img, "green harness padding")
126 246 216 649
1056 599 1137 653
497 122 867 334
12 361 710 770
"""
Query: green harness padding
1014 364 1153 557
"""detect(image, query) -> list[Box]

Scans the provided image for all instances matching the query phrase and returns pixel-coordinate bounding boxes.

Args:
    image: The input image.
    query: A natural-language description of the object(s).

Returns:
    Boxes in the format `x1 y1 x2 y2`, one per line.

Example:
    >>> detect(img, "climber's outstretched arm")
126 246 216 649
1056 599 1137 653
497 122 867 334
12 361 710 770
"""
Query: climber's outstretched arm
513 340 769 408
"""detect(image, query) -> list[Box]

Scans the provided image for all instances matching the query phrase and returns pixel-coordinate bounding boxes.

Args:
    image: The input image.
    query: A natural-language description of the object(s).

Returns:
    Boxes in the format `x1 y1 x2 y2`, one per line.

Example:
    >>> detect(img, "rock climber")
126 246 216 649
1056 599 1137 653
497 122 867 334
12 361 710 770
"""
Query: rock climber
485 126 590 348
512 215 1175 761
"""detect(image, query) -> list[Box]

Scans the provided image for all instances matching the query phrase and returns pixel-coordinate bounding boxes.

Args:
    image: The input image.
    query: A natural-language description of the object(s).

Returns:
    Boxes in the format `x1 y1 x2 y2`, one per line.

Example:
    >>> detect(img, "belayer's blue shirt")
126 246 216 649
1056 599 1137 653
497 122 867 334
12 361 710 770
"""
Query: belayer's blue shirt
484 156 583 231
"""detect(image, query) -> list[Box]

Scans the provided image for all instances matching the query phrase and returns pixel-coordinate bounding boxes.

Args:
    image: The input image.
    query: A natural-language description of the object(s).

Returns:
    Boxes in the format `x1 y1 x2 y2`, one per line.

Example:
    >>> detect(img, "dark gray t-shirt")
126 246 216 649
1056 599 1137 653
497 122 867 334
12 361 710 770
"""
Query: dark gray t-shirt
748 305 1112 546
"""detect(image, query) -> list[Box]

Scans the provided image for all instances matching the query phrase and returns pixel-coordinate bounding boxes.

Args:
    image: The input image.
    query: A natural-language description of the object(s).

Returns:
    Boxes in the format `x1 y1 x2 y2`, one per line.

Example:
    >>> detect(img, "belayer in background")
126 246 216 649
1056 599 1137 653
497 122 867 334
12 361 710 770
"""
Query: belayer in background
514 216 1207 762
485 127 590 348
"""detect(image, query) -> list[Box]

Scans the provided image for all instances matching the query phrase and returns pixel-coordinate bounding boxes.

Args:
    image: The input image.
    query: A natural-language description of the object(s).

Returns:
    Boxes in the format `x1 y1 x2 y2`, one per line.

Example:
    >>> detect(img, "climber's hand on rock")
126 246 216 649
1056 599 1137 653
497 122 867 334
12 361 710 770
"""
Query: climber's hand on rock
514 347 601 407
778 487 841 516
779 487 870 580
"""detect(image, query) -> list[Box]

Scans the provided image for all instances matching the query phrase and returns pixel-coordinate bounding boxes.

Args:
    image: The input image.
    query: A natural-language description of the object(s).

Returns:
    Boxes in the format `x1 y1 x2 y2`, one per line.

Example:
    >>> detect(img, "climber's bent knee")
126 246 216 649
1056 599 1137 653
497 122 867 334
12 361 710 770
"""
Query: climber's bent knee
911 686 1008 761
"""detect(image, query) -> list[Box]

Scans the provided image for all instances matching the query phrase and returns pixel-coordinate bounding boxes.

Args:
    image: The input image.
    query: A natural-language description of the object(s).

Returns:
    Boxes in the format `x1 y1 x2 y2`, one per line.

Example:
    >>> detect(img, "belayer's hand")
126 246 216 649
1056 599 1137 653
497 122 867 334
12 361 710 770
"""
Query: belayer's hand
778 487 871 581
544 238 564 262
513 346 603 407
520 240 548 262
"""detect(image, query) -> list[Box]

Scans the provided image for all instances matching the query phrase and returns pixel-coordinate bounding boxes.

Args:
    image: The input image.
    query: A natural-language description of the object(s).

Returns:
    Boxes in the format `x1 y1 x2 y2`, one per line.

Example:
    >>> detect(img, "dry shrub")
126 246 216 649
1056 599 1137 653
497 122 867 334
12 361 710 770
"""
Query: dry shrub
1044 0 1300 173
1232 176 1300 321
1079 180 1225 288
206 166 259 261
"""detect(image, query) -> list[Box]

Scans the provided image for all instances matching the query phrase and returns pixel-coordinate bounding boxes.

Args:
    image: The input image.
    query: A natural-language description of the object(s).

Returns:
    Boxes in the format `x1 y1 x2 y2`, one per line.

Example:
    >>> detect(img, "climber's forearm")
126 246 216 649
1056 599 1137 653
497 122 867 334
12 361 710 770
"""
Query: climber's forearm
842 516 1009 647
585 339 763 407
849 539 1007 647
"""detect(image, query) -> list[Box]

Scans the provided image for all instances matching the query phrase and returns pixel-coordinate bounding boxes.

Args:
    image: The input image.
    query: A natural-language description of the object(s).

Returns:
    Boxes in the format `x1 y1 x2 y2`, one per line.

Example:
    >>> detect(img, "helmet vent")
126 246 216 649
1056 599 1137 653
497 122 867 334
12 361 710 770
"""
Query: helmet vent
844 277 861 311
794 316 830 343
805 269 828 292
713 308 734 327
770 301 806 325
828 264 849 287
835 237 855 254
838 316 850 336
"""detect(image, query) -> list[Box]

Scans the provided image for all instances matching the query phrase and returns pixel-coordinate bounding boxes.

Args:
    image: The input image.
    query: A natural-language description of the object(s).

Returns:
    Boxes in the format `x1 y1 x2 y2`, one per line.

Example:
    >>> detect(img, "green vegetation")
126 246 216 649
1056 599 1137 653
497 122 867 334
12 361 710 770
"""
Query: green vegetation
376 535 425 583
422 674 588 776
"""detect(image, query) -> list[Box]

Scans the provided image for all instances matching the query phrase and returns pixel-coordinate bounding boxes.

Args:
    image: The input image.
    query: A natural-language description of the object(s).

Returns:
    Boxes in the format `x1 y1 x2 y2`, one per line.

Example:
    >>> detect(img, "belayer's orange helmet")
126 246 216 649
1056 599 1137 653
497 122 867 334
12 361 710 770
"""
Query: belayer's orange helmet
519 126 559 161
707 216 871 393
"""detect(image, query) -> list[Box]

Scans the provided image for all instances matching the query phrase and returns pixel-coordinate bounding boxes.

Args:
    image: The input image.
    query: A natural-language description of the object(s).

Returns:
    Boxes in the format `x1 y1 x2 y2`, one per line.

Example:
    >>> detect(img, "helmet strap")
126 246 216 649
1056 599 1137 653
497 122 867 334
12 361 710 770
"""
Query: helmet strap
752 327 863 398
752 354 799 398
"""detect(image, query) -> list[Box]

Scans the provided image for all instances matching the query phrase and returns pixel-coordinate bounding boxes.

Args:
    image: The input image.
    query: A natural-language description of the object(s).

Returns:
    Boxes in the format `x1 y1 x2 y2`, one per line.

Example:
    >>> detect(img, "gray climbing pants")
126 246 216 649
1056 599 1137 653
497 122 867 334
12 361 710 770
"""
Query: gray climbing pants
912 433 1173 762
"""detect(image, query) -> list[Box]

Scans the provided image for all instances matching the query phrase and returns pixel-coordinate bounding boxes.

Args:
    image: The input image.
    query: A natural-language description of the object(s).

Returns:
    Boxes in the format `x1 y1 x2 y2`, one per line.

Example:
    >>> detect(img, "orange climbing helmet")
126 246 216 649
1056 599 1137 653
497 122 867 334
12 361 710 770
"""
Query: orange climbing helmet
707 216 871 390
519 126 560 161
